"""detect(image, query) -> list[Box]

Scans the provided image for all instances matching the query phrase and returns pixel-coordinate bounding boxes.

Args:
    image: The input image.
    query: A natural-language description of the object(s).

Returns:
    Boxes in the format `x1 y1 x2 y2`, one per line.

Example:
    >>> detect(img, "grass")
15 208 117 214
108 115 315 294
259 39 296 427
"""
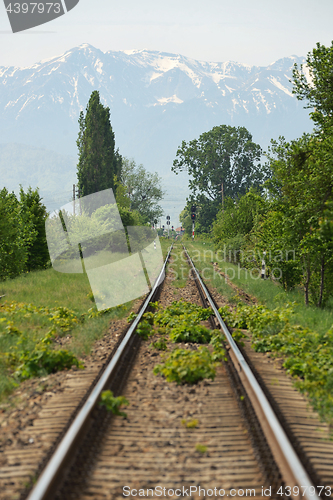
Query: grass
0 267 93 312
159 237 173 260
167 242 190 288
0 266 133 402
185 239 333 335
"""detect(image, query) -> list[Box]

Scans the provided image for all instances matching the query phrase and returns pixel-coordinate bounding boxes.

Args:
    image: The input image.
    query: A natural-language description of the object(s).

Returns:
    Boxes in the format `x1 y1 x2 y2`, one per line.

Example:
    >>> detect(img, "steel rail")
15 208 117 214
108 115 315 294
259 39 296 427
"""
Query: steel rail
27 244 173 500
183 245 320 500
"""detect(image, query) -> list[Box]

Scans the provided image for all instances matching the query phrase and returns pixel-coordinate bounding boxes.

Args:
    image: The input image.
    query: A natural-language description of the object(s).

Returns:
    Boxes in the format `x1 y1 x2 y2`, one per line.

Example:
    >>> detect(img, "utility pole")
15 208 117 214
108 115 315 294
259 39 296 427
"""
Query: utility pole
73 184 76 216
191 205 196 240
78 188 82 215
261 251 266 279
221 182 224 212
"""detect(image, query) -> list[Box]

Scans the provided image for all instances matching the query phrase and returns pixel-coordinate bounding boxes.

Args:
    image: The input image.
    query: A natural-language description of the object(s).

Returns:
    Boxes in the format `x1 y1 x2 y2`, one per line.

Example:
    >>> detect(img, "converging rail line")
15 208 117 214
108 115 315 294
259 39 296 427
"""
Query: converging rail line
23 243 331 500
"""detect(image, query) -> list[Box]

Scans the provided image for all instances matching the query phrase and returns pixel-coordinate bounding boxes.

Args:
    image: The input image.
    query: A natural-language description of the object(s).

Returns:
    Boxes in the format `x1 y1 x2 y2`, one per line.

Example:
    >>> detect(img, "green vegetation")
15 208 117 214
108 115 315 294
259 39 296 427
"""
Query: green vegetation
133 299 215 344
182 241 333 425
119 158 165 224
1 91 166 284
195 444 208 453
150 337 167 350
0 267 132 401
172 125 264 233
219 301 333 425
99 390 129 418
9 338 82 382
0 300 82 394
77 90 119 197
292 41 333 132
181 418 199 428
153 347 217 384
175 41 333 309
0 186 49 281
133 299 225 385
167 243 189 288
154 300 214 344
135 315 155 340
185 240 333 336
76 91 164 225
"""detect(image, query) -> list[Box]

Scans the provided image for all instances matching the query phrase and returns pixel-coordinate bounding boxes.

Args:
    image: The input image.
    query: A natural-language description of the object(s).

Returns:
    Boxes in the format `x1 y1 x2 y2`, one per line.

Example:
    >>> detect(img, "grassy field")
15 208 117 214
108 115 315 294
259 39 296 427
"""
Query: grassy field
0 265 134 400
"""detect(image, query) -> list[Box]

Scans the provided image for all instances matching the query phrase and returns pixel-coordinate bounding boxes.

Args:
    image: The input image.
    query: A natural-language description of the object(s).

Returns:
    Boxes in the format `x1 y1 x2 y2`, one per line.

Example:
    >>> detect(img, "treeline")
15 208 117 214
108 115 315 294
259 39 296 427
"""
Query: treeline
0 186 49 280
177 41 333 307
1 90 164 282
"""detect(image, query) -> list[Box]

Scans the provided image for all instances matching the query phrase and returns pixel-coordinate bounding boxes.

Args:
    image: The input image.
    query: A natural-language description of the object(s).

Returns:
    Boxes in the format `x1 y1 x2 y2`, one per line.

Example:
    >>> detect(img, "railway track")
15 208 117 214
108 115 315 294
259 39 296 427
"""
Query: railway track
7 242 333 500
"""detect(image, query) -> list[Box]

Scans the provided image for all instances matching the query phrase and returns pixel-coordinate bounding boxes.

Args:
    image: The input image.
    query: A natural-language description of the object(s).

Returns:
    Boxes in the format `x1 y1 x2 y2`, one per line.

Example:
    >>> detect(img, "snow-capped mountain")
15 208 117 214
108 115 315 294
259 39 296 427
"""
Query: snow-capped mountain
0 44 313 215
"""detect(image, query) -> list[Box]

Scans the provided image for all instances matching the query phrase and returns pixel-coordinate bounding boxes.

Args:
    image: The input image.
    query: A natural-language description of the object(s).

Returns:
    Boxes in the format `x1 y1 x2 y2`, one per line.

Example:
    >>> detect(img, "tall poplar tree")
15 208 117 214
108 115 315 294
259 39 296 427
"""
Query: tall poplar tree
76 91 118 197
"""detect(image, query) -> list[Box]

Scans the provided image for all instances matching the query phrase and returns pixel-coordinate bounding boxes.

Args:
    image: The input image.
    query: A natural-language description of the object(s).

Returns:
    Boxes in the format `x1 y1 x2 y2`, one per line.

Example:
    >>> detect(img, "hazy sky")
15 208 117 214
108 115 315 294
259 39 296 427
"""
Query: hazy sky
0 0 333 68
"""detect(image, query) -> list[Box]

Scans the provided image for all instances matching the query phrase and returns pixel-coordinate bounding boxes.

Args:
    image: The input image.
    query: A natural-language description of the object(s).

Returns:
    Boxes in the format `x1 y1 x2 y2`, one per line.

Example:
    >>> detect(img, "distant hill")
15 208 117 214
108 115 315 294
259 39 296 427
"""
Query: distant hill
0 44 314 220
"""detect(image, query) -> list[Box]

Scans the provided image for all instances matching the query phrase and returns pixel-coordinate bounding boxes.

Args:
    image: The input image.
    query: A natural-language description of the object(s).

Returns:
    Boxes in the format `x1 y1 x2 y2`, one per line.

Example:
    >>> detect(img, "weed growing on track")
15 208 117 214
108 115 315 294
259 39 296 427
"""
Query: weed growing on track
153 347 217 384
219 302 333 426
134 299 226 384
99 390 129 418
195 444 208 453
150 338 167 350
135 300 217 345
181 418 199 428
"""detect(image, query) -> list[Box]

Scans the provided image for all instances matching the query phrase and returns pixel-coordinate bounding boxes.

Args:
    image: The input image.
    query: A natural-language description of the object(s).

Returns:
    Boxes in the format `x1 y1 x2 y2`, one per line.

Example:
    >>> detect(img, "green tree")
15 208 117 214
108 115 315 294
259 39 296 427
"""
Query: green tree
213 189 268 265
179 206 191 237
0 189 35 280
19 186 49 271
262 134 333 304
172 125 263 231
120 158 165 224
114 175 131 210
292 41 333 131
77 91 117 198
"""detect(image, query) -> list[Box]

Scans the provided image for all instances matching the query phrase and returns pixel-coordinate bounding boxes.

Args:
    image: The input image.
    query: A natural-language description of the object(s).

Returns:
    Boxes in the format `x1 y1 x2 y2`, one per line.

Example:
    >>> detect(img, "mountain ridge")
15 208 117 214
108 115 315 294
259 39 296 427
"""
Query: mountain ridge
0 44 313 218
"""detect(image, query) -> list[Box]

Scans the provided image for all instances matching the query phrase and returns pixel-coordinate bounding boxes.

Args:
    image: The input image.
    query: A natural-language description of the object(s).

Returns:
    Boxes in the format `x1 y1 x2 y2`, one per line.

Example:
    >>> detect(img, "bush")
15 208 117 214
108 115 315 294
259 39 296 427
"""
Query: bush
13 345 82 381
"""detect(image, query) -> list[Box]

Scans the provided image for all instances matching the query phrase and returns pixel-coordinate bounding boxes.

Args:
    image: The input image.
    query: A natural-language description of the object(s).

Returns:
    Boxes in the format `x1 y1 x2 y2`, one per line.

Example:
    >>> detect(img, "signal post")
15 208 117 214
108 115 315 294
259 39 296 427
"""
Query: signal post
166 215 170 238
